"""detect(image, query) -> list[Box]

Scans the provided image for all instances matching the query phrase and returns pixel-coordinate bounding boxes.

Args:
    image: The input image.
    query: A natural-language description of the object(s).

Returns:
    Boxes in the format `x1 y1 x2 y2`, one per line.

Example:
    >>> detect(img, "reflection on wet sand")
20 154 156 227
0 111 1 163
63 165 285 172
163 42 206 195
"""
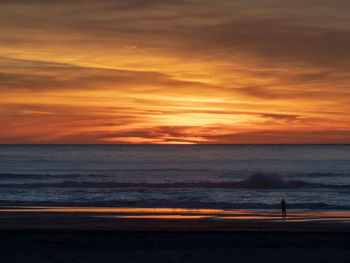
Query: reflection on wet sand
1 206 350 222
115 215 210 219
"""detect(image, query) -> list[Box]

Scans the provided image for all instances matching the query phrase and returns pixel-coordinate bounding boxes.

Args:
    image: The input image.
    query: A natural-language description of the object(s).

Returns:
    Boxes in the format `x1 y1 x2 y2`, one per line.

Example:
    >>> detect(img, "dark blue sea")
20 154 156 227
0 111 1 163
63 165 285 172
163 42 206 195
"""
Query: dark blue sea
0 145 349 210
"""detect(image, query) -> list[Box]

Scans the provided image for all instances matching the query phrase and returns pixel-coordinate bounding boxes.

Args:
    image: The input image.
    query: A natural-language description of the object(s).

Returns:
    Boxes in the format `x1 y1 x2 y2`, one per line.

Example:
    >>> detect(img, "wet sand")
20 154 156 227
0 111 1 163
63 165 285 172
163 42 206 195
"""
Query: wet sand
1 206 350 231
1 207 350 262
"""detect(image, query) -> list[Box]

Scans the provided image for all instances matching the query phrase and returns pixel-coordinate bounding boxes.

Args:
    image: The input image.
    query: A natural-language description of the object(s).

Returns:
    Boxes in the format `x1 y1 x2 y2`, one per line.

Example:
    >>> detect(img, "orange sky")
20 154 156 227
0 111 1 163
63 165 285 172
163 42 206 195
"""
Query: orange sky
0 0 350 144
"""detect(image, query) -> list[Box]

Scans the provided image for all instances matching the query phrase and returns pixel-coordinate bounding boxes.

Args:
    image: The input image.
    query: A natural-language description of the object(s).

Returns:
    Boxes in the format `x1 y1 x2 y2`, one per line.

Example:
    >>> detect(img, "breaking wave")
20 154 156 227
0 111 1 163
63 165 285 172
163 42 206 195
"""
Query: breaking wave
0 173 349 189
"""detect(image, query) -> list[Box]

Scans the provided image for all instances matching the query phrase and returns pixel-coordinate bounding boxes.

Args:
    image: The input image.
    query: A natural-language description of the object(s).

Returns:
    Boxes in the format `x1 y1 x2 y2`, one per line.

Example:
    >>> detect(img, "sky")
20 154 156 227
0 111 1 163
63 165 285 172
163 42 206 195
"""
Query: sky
0 0 350 144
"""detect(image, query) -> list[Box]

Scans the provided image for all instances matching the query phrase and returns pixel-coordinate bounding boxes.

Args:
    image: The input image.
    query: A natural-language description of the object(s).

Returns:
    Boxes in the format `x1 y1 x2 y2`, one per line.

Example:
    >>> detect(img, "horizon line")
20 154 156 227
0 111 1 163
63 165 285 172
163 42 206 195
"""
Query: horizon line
1 143 349 146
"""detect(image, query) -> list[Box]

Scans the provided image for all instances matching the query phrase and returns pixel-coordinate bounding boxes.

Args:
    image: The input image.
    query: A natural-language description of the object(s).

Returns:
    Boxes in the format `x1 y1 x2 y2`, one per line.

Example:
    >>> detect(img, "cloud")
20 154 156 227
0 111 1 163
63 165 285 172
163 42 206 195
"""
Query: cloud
0 57 216 94
205 129 350 144
0 0 350 143
1 100 348 144
2 0 350 69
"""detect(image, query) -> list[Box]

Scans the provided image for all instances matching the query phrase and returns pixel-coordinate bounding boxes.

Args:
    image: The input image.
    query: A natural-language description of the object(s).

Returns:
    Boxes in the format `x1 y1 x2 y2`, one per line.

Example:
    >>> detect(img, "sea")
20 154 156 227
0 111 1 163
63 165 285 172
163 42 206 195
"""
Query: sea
0 145 349 211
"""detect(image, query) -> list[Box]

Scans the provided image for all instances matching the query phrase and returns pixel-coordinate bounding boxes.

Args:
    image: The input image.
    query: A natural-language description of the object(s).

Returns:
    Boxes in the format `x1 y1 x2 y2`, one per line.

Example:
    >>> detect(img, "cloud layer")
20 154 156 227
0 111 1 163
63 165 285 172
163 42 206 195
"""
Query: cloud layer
0 0 349 143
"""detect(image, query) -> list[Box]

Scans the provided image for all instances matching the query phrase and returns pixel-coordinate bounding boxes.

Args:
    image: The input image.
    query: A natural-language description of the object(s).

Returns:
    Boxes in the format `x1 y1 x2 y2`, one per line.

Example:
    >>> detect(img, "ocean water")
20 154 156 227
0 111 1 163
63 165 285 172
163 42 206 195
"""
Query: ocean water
0 145 349 210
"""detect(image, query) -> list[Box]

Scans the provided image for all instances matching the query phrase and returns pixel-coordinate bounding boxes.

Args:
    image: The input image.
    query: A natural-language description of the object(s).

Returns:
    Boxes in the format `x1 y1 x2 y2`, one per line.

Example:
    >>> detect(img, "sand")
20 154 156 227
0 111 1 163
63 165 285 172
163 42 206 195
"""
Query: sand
0 207 350 262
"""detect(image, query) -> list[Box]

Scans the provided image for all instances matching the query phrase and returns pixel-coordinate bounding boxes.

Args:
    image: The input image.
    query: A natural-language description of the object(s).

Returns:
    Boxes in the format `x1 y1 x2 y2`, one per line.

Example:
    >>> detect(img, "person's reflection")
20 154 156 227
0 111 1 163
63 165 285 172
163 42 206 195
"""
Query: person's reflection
281 198 287 218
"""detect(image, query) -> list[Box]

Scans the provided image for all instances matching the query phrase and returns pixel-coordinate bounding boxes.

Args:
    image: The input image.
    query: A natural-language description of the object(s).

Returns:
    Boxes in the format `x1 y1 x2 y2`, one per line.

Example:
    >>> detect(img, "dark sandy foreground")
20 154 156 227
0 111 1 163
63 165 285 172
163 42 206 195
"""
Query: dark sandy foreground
0 230 349 263
0 209 350 262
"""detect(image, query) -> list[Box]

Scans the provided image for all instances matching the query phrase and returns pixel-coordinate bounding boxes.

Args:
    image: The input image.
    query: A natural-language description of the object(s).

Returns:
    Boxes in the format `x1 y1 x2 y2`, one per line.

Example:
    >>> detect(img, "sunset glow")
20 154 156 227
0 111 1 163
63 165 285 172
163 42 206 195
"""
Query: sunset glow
1 0 350 144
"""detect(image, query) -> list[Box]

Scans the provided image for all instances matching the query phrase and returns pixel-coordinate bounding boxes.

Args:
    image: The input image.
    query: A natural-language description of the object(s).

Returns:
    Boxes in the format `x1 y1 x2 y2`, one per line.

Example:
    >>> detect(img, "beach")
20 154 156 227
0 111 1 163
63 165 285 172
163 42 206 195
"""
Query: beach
1 206 350 231
1 230 349 263
1 145 349 262
1 207 350 262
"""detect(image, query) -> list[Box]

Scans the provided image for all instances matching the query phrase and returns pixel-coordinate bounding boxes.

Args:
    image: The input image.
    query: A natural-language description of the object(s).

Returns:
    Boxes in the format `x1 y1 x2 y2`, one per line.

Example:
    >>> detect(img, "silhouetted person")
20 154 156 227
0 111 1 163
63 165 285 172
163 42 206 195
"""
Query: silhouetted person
281 199 287 218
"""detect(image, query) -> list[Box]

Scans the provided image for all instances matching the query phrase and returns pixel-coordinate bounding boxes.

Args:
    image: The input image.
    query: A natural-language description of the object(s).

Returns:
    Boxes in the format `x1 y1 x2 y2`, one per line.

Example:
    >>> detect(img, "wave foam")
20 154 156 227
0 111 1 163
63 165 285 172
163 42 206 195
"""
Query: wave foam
0 173 348 189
